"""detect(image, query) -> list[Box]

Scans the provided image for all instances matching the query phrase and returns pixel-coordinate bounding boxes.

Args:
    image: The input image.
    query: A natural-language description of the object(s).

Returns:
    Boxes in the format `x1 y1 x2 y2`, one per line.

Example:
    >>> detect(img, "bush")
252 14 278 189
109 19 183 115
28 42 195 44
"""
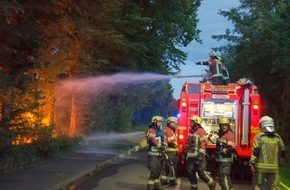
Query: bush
281 139 290 188
0 135 84 173
0 144 39 172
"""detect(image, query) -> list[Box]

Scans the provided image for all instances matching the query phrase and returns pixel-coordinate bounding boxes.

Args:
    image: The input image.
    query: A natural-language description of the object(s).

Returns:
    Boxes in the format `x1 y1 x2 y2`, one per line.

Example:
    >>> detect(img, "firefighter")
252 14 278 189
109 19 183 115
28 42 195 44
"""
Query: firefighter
146 116 167 190
161 116 178 186
186 115 216 190
196 51 224 85
215 117 235 190
249 116 285 190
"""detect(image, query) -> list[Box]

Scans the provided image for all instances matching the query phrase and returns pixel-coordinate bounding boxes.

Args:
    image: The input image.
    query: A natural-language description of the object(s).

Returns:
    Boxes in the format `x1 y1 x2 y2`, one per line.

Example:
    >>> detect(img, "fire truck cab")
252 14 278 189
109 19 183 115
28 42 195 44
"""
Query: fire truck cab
176 80 261 175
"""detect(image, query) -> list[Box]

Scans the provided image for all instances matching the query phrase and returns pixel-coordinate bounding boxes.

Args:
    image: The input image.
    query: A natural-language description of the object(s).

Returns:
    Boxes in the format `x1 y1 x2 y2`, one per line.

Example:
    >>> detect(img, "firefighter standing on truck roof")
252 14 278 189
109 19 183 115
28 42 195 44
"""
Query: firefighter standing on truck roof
186 115 216 190
160 116 178 187
196 51 224 85
215 117 235 190
249 116 285 190
146 116 167 190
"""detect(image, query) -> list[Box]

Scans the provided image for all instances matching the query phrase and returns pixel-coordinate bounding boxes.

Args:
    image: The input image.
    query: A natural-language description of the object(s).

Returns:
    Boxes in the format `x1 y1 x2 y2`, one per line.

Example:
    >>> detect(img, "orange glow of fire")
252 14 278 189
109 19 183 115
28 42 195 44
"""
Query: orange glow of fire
11 113 56 145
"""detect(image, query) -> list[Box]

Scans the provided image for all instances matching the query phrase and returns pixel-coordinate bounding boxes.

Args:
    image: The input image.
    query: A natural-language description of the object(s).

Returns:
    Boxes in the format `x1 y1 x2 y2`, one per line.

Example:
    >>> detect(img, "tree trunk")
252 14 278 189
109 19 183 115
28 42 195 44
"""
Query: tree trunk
69 96 76 137
281 83 290 139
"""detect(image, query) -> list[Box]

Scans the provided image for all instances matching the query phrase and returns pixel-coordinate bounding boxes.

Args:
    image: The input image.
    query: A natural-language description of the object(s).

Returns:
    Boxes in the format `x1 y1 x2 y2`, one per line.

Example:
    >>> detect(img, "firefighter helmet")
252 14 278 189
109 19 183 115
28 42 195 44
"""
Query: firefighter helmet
190 115 202 125
219 117 230 125
259 116 275 132
167 116 177 123
209 51 216 57
151 116 164 123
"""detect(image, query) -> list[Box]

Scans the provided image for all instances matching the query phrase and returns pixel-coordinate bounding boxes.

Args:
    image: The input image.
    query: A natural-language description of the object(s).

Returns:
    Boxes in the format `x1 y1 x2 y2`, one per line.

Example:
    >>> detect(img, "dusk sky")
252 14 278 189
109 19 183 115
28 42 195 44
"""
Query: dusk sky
171 0 240 99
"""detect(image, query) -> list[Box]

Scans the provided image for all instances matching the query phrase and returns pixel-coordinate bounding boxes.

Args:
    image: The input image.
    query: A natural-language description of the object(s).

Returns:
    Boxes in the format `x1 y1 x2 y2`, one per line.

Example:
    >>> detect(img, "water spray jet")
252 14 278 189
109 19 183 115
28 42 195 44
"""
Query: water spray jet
54 72 204 137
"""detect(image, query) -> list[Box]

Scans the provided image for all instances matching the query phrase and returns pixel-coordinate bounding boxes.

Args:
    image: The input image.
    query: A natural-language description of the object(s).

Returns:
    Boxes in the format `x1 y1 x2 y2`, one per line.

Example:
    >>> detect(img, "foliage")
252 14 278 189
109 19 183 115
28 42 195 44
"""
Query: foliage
133 81 178 126
212 0 290 139
281 139 290 187
0 0 201 171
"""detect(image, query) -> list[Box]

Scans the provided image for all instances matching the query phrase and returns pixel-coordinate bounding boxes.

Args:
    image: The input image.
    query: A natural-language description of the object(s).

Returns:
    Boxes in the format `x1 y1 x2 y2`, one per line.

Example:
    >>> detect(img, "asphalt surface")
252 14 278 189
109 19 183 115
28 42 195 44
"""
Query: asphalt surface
0 132 146 190
0 131 288 190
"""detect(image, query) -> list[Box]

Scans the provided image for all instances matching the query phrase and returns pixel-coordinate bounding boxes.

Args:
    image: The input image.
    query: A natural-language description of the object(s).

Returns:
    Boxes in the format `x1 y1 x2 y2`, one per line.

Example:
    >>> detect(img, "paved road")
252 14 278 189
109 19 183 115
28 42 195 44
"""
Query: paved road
0 132 145 190
68 149 253 190
2 131 287 190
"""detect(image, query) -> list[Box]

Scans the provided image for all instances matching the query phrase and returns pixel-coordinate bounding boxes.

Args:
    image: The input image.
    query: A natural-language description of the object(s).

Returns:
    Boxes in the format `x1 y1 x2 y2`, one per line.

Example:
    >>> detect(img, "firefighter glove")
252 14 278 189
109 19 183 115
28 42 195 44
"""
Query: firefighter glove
174 142 178 147
280 151 285 166
164 152 169 160
222 148 227 154
168 142 177 148
160 144 166 150
157 142 161 148
279 158 284 167
253 147 260 156
198 155 204 161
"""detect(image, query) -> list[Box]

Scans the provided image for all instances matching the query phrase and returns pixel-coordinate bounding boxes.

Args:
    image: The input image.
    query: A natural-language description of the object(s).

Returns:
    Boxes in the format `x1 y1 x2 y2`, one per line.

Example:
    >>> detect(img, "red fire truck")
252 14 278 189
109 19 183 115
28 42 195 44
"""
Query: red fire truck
176 80 261 176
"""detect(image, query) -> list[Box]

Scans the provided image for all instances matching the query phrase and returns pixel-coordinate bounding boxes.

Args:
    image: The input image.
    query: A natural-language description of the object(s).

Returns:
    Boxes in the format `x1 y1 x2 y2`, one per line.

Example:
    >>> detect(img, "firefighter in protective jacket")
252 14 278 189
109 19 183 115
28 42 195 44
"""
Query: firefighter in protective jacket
215 117 235 190
186 115 216 190
250 116 285 190
161 116 178 186
196 51 224 85
146 116 167 190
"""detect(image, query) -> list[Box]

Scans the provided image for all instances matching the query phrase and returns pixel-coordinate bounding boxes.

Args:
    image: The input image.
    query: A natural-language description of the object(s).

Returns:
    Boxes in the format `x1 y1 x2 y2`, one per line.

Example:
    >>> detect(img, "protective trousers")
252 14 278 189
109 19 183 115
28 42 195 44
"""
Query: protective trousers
212 76 223 85
218 163 233 190
160 151 177 186
186 157 215 190
147 155 163 190
252 171 280 190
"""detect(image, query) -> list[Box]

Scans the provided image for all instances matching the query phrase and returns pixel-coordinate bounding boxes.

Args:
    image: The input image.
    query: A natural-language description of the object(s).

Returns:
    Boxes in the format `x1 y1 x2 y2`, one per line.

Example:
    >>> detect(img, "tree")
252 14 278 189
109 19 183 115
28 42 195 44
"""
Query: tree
213 0 290 138
1 0 202 136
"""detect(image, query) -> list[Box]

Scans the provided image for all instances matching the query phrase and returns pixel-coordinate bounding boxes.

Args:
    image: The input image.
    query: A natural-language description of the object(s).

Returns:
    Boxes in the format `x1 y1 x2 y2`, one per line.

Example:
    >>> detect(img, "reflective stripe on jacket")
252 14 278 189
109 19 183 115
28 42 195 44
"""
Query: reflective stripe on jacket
209 58 223 78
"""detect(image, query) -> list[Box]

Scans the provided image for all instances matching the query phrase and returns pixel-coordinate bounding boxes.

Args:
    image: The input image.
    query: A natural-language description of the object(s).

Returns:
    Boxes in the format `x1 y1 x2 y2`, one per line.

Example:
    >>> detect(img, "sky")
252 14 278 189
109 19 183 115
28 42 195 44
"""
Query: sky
170 0 240 99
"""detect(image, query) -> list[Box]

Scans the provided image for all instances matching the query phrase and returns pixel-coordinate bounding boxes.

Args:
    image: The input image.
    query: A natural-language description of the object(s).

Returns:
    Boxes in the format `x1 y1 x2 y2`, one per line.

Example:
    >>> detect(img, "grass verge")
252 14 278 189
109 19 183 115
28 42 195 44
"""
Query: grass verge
280 139 290 189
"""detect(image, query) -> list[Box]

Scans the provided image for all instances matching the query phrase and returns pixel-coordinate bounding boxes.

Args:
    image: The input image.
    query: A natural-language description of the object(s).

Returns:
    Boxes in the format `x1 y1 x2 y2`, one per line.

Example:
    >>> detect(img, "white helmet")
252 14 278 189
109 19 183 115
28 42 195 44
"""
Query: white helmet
259 116 275 132
209 51 216 57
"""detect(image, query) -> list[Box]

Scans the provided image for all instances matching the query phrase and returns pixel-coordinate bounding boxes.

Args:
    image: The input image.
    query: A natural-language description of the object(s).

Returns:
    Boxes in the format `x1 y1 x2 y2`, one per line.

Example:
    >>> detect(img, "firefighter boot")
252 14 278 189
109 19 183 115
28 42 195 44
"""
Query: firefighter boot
160 175 168 185
190 184 198 190
208 181 216 190
154 183 164 190
160 179 168 186
169 179 177 186
147 184 154 190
